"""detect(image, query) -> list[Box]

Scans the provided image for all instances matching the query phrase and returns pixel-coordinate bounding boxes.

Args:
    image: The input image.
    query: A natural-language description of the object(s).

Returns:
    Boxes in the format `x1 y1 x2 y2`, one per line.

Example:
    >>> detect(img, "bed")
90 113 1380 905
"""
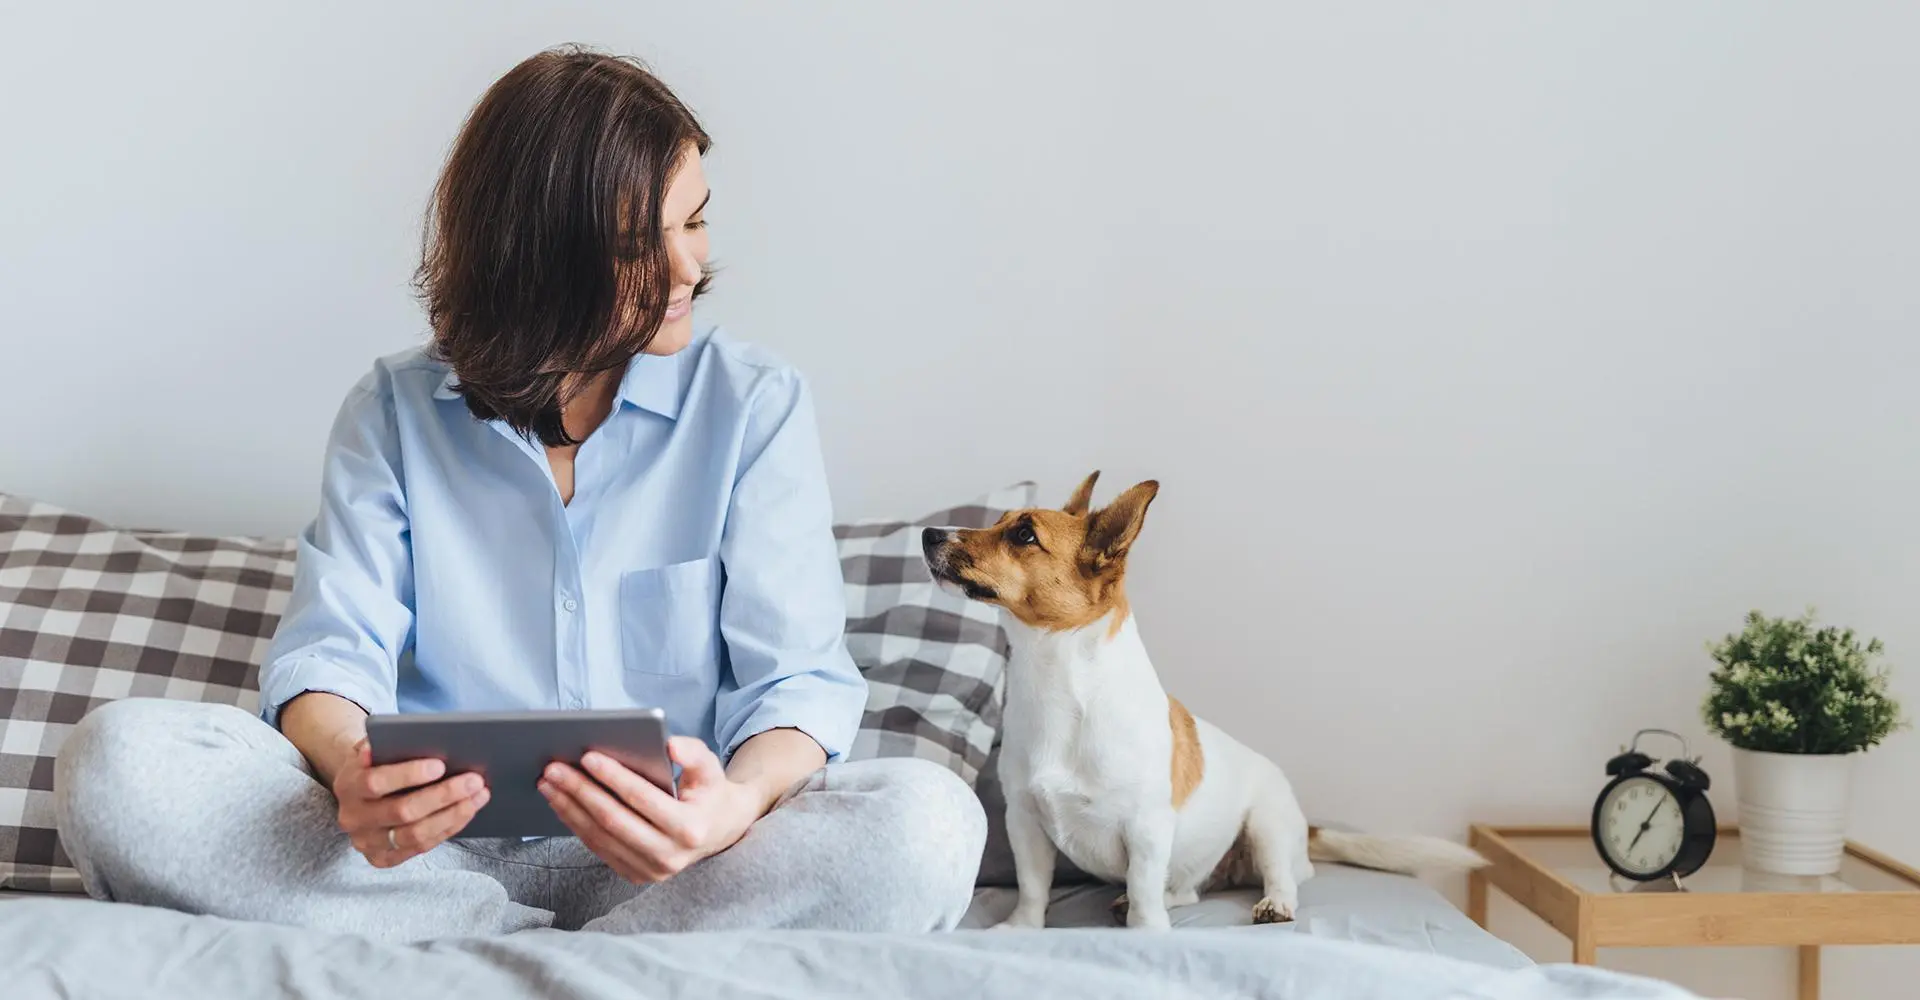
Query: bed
0 488 1701 997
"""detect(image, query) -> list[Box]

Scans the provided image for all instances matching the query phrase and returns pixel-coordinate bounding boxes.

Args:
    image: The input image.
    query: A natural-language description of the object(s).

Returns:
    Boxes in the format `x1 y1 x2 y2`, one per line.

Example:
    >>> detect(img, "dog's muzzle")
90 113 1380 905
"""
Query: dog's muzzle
921 527 954 576
921 528 997 601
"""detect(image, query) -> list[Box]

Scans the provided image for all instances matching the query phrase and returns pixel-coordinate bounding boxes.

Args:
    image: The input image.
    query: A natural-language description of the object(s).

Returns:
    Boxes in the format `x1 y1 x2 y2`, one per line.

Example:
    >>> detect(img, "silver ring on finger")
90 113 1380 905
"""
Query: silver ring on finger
387 827 399 852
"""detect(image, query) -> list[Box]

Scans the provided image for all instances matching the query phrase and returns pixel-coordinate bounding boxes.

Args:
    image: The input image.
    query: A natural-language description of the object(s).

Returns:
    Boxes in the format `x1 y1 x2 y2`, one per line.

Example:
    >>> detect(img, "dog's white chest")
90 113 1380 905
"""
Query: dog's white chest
1001 624 1168 882
1023 750 1141 881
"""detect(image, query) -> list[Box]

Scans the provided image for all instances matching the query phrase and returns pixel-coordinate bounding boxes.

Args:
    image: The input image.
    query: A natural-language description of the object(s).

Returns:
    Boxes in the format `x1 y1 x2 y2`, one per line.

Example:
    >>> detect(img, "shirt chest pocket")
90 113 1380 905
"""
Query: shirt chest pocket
618 557 722 677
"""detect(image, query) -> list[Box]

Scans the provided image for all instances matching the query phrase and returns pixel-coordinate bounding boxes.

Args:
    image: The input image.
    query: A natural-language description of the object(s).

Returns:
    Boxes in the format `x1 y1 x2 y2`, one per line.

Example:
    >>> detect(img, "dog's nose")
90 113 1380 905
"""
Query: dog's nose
921 527 949 554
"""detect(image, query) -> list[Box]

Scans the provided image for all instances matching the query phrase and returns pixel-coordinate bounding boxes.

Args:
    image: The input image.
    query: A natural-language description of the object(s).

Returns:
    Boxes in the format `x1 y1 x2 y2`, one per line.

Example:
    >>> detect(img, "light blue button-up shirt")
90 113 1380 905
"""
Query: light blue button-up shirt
257 323 868 763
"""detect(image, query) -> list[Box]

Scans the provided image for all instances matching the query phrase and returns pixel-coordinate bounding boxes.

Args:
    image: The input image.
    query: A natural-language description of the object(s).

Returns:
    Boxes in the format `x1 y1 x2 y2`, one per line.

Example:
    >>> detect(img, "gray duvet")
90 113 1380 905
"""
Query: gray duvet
3 895 1699 1000
5 872 1702 1000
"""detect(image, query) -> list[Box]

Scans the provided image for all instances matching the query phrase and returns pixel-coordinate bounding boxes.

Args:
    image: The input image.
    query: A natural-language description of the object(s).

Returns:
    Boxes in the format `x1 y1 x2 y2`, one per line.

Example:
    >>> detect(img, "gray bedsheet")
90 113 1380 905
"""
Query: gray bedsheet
2 891 1701 1000
962 864 1533 971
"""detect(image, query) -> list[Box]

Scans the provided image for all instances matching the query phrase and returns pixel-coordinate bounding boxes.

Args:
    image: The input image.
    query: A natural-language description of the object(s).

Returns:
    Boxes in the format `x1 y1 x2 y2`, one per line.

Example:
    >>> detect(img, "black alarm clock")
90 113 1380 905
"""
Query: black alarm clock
1590 729 1717 883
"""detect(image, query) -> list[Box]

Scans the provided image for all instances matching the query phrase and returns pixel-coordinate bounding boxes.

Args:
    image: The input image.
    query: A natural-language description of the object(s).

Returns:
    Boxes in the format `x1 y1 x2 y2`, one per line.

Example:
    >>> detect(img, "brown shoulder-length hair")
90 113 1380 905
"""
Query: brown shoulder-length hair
413 45 711 447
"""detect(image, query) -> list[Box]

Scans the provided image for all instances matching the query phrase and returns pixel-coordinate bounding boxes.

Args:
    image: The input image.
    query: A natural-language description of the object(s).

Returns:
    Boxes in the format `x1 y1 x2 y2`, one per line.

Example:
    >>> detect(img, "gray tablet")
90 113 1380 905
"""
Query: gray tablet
365 707 676 839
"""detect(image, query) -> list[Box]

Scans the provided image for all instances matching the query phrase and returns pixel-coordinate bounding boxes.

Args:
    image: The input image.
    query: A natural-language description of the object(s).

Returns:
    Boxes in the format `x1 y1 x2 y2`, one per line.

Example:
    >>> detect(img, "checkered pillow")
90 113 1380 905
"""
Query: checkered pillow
0 494 293 891
838 482 1033 786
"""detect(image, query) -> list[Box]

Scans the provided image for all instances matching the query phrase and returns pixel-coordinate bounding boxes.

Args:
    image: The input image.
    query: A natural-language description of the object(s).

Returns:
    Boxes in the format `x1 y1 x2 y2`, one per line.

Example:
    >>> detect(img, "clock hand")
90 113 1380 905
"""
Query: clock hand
1626 801 1663 852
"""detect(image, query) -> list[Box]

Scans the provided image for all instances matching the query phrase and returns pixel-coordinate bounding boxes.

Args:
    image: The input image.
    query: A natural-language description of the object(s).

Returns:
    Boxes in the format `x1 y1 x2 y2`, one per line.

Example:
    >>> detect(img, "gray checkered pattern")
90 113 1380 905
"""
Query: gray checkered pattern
0 483 1031 893
0 494 293 891
837 482 1033 786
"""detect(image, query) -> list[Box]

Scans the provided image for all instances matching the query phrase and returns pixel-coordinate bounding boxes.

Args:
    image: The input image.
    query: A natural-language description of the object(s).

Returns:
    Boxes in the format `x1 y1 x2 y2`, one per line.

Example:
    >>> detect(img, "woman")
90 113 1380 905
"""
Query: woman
53 46 986 939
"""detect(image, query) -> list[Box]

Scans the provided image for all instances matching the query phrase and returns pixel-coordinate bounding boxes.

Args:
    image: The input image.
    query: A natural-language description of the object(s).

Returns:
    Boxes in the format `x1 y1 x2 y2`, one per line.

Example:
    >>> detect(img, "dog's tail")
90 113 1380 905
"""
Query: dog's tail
1307 827 1489 875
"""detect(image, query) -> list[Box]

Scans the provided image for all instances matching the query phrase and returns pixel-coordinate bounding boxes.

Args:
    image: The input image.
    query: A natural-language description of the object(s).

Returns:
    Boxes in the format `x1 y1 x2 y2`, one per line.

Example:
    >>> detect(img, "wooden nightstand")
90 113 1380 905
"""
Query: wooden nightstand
1467 824 1920 1000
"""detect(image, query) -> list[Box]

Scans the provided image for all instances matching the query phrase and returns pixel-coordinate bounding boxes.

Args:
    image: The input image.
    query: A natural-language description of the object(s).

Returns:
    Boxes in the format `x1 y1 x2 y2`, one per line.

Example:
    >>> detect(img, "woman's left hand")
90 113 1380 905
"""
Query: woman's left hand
539 736 762 884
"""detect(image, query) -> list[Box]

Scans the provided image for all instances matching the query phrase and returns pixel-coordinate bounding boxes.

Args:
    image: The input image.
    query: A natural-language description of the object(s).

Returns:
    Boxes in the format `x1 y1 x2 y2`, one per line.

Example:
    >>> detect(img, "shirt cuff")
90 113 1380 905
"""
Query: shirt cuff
257 657 397 729
721 685 864 766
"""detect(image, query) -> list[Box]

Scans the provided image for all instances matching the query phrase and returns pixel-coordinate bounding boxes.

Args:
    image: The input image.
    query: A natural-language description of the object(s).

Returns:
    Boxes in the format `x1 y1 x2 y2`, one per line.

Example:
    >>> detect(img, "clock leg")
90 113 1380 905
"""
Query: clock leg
1468 870 1487 927
1798 945 1819 1000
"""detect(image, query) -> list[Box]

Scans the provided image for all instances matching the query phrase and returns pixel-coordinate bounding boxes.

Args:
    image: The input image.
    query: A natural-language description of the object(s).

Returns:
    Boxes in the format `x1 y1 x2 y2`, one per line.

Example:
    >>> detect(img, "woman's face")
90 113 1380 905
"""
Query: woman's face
638 148 711 357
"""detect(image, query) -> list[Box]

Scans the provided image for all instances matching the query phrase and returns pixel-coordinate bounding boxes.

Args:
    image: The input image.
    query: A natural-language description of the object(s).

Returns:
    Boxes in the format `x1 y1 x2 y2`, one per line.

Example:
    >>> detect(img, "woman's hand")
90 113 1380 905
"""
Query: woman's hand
332 738 490 868
538 737 765 884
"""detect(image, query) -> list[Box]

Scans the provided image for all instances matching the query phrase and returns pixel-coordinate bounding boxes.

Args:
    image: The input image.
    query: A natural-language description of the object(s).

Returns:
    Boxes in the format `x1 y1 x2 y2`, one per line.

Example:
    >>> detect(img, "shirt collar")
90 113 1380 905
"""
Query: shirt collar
615 349 684 420
432 350 684 421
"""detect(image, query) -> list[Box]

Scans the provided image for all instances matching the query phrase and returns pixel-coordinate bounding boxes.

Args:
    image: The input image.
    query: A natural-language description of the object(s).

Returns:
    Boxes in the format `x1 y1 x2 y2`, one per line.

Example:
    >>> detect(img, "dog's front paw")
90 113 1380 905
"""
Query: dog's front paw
993 905 1048 930
1251 896 1295 924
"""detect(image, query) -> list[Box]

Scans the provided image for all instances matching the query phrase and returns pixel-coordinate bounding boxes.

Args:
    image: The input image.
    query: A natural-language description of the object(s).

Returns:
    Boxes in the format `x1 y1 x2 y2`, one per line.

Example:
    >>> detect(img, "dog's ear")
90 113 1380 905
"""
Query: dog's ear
1062 470 1100 516
1084 480 1158 567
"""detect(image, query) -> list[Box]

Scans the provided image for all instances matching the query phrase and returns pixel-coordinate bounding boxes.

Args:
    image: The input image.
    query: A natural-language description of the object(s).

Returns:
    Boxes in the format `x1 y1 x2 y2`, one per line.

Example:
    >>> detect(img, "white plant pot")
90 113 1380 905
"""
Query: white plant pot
1731 747 1855 876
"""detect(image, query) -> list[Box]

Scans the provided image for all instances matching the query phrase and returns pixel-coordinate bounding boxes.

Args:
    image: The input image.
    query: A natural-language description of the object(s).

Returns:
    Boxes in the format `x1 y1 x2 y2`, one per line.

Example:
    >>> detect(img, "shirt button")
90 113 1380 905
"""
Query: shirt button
561 597 578 613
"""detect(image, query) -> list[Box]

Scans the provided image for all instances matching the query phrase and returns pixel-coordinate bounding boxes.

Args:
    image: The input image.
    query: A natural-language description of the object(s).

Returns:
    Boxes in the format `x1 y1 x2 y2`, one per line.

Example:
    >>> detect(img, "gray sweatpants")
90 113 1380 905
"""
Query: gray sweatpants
52 699 987 941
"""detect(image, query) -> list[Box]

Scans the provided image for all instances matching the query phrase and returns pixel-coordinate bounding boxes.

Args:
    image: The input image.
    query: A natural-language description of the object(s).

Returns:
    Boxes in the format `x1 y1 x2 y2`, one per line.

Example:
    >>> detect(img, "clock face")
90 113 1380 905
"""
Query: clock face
1597 775 1686 876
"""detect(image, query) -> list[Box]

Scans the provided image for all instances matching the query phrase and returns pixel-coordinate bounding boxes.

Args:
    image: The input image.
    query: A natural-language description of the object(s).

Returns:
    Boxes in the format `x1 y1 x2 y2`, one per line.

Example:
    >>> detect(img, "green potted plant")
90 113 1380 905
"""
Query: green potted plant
1701 609 1905 875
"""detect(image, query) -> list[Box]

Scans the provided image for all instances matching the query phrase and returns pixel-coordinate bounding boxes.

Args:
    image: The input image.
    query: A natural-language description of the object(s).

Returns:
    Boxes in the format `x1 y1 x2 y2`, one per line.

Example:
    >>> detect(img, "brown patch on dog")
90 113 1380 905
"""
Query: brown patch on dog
1105 592 1133 639
923 473 1159 634
1169 697 1205 807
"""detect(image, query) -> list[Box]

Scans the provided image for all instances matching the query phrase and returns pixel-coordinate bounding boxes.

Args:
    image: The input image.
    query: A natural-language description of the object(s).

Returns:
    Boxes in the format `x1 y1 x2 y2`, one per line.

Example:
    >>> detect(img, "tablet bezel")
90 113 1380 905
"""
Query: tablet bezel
365 707 676 839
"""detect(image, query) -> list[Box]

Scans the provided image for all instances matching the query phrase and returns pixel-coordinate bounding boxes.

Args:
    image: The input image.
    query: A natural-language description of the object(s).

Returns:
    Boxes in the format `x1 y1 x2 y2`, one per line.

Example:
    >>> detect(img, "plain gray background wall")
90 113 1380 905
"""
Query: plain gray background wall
3 3 1917 995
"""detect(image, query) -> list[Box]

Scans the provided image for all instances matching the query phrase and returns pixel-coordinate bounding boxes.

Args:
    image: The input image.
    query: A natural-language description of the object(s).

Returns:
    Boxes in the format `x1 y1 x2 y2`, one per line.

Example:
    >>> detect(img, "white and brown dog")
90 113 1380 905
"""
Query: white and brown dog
922 472 1487 930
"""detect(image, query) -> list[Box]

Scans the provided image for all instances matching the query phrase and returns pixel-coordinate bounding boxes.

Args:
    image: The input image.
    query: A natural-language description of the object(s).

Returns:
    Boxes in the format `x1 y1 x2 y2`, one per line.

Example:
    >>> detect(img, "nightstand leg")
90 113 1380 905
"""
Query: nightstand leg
1467 870 1487 927
1798 945 1819 1000
1572 934 1595 965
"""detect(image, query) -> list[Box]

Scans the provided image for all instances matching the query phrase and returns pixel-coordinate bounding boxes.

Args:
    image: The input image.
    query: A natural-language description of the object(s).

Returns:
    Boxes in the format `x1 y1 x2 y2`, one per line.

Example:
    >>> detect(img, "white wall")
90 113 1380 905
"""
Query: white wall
4 3 1918 995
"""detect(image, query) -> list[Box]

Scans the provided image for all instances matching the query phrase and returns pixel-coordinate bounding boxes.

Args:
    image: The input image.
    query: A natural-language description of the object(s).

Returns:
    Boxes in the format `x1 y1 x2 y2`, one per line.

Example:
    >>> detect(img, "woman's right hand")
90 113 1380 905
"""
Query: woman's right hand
330 739 490 867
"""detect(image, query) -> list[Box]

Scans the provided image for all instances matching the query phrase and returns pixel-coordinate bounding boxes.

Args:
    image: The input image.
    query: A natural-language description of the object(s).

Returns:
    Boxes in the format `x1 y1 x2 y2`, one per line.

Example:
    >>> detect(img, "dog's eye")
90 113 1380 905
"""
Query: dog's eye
1009 524 1038 547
